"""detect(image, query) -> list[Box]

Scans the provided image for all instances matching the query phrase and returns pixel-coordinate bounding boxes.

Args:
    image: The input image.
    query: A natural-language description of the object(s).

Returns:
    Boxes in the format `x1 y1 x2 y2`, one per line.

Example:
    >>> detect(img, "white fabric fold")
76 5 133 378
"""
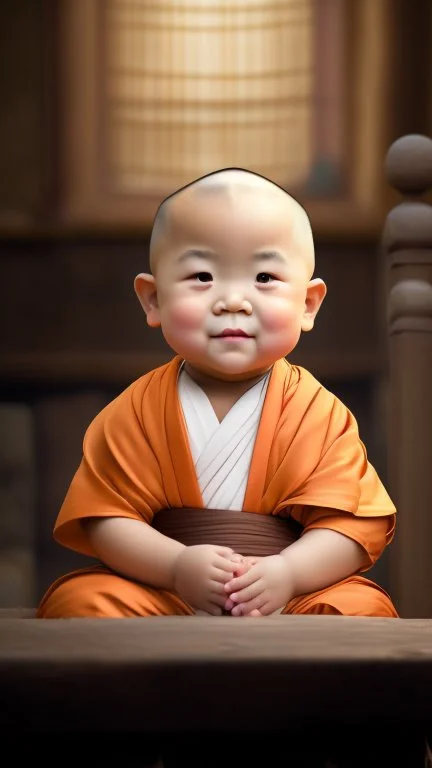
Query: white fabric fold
178 369 269 510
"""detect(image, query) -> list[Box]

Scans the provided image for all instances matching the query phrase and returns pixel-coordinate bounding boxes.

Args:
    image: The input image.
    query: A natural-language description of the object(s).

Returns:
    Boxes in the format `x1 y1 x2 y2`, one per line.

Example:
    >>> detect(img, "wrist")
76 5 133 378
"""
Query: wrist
280 548 300 597
170 543 188 590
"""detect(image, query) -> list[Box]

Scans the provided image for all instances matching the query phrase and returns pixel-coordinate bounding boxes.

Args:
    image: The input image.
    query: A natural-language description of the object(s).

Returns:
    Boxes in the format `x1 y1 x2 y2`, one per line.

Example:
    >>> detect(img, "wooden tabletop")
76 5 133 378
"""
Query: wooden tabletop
1 615 432 732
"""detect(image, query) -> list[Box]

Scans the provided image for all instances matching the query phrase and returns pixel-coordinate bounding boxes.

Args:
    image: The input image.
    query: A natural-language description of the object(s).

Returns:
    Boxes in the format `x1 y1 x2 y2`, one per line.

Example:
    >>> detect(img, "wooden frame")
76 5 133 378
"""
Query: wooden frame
58 0 395 237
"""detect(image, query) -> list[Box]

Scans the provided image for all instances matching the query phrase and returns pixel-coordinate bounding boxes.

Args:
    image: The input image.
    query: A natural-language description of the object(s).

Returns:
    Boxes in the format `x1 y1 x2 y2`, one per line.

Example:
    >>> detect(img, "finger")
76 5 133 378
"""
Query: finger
229 580 263 605
204 602 223 616
215 547 234 558
209 579 228 596
235 607 263 617
210 590 233 609
224 569 257 592
250 600 280 616
232 562 251 578
237 598 275 617
210 567 236 584
215 555 240 574
224 596 235 611
231 601 260 617
231 592 267 616
259 602 278 616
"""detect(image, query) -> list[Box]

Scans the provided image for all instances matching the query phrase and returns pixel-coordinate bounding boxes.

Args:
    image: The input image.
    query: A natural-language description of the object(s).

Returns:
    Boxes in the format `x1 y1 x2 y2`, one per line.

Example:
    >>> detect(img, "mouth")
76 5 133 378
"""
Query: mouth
215 329 252 338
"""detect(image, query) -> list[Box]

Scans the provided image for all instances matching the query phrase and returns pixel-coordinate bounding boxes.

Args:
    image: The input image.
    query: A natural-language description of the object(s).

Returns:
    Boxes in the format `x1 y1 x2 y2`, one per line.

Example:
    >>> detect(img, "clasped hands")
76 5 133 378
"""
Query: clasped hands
173 544 294 617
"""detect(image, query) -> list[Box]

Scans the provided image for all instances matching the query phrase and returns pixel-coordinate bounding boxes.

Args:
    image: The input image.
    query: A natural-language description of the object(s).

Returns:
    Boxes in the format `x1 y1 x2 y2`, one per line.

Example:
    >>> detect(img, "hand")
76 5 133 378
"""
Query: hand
173 544 242 615
223 554 294 616
223 556 263 617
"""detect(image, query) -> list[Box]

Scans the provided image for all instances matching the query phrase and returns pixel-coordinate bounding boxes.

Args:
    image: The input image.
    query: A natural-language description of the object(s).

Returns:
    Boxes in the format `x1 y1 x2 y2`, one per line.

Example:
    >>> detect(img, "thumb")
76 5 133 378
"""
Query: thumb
216 546 235 558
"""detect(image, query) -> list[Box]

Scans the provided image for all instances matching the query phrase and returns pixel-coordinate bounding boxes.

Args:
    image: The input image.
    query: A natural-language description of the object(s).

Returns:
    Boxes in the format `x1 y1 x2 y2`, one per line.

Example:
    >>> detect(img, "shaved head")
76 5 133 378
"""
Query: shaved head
149 168 315 276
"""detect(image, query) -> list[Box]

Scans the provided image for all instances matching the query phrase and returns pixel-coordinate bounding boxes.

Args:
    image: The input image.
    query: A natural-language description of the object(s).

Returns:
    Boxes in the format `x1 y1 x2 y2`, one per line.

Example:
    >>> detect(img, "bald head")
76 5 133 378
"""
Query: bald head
149 168 315 276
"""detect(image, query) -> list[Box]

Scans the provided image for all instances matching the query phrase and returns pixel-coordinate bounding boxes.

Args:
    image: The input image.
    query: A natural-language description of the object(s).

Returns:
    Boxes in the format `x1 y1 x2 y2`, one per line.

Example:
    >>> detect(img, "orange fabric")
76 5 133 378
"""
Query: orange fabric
284 575 398 617
53 355 396 567
37 566 194 618
37 565 397 619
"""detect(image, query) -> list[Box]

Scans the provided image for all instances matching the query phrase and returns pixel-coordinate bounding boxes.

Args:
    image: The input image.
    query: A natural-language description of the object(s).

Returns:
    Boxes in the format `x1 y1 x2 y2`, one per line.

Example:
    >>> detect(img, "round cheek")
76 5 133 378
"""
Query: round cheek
165 299 206 331
259 301 296 332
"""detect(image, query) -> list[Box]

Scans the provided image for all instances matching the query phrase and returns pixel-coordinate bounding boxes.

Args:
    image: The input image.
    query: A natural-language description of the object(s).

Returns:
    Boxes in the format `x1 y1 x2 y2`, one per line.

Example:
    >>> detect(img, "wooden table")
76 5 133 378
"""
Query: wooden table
1 615 431 765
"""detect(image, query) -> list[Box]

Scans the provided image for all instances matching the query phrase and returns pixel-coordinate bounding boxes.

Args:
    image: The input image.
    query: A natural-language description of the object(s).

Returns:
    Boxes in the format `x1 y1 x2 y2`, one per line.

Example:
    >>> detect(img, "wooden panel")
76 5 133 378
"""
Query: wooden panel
0 0 49 227
0 240 385 385
33 392 110 597
0 405 36 607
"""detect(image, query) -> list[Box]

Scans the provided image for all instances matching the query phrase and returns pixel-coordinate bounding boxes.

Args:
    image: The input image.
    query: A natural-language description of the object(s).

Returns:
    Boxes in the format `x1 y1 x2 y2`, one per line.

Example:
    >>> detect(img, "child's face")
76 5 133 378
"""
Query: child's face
138 188 325 382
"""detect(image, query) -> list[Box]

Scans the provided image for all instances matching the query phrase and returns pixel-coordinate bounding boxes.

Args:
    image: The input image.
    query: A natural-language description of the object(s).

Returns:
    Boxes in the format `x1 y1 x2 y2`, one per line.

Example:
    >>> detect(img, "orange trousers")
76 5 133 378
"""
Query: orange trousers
37 565 398 618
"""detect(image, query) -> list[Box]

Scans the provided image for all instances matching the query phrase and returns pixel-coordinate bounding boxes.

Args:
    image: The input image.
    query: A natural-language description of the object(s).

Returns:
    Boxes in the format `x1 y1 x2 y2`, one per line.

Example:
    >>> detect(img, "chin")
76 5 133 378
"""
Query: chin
211 363 269 381
184 351 272 381
188 362 250 382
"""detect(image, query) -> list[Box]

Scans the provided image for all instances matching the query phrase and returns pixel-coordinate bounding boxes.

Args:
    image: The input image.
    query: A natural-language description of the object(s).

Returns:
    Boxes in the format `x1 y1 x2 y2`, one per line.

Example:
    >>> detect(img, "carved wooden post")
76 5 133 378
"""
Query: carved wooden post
384 134 432 618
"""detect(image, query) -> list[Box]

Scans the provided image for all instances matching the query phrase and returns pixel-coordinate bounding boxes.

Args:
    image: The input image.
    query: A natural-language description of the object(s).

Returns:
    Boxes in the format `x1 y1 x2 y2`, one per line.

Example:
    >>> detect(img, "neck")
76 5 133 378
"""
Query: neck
183 363 271 397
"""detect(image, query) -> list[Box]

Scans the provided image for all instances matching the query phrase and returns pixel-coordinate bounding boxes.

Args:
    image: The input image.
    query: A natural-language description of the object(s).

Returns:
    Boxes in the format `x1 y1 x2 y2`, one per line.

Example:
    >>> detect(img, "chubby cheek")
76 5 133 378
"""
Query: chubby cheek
260 301 298 332
162 297 207 332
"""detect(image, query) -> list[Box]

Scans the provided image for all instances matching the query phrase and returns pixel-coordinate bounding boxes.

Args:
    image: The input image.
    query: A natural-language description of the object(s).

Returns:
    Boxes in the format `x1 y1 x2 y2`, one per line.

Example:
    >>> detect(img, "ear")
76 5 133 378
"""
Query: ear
301 278 327 332
134 273 161 328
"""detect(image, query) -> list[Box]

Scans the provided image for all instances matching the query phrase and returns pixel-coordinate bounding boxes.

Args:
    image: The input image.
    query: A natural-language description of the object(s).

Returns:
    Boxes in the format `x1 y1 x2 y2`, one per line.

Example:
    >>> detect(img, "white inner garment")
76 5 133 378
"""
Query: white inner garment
178 368 269 510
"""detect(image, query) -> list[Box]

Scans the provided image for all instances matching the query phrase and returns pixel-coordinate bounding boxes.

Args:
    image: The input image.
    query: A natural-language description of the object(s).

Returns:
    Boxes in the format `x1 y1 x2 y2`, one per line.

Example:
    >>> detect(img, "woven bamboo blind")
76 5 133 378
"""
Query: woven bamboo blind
105 0 314 193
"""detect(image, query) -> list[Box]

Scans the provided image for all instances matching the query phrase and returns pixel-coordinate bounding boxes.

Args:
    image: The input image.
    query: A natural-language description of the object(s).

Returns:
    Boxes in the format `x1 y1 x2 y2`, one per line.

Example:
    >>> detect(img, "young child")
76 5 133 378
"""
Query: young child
37 169 398 619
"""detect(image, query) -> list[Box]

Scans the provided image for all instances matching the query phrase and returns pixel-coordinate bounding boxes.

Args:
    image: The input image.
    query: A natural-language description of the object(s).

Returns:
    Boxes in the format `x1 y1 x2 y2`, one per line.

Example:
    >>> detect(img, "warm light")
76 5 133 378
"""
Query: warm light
106 0 314 192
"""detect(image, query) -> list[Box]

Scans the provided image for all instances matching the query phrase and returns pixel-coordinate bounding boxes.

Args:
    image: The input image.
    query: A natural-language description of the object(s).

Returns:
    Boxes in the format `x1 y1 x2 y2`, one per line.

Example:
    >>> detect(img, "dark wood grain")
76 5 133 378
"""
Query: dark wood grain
1 615 432 732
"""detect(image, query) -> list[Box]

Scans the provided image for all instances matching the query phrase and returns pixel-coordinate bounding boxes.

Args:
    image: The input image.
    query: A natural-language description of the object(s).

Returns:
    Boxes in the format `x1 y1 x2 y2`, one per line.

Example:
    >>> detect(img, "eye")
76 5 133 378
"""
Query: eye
190 272 213 283
256 272 276 283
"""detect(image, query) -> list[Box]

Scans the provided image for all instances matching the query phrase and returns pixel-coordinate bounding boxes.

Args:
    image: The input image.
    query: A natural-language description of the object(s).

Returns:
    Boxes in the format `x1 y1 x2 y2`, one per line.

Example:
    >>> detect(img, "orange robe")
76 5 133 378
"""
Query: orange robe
38 356 398 618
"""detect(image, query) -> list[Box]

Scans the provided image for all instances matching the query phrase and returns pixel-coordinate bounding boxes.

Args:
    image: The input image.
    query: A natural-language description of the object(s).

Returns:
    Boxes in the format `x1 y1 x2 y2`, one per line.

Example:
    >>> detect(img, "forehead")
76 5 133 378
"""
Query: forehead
165 185 297 249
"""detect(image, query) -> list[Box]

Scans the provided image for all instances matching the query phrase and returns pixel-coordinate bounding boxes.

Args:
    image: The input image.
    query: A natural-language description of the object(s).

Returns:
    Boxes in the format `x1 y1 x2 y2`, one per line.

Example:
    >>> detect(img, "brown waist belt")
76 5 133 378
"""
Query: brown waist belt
152 507 302 557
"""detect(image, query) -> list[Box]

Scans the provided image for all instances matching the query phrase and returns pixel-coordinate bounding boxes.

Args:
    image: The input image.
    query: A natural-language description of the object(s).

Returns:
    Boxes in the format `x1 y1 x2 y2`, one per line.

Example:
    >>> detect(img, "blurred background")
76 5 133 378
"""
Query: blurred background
0 0 431 608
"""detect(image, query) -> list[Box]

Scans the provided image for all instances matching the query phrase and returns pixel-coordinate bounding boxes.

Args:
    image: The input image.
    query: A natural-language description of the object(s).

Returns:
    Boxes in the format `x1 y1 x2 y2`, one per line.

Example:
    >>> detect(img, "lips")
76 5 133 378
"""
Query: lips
217 329 251 338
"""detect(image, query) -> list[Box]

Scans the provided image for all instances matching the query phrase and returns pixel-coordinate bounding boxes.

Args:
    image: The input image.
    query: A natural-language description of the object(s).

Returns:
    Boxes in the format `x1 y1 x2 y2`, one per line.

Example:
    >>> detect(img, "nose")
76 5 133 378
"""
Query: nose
213 290 252 315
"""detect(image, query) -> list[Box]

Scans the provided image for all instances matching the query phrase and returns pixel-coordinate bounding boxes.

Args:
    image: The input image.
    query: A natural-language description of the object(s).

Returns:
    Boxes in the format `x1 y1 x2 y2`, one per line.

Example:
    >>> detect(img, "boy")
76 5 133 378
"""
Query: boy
37 169 398 619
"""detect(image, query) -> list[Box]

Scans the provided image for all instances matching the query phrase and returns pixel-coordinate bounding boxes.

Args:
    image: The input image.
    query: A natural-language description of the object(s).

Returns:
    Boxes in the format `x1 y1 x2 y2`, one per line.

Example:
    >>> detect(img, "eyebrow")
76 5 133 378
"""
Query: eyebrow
177 249 217 263
177 249 286 264
253 250 286 264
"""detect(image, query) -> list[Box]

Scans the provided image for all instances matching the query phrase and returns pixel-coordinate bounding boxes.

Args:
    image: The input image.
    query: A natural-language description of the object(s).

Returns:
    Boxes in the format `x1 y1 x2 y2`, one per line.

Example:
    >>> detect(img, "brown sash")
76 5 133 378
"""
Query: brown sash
152 508 302 556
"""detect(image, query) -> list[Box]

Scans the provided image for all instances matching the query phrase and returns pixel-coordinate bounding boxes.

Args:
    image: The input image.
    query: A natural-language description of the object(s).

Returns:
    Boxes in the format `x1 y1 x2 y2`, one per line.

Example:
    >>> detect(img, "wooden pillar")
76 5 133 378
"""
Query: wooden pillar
384 134 432 618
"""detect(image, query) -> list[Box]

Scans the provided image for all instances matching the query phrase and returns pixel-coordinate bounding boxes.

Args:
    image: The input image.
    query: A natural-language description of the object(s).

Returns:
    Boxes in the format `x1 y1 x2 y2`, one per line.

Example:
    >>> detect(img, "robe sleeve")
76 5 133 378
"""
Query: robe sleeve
290 505 396 569
265 375 397 519
53 383 168 558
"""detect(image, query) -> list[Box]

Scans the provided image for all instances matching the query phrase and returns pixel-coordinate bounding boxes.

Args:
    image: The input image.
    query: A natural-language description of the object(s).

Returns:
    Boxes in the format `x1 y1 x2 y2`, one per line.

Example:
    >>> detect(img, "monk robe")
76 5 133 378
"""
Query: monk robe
37 356 398 618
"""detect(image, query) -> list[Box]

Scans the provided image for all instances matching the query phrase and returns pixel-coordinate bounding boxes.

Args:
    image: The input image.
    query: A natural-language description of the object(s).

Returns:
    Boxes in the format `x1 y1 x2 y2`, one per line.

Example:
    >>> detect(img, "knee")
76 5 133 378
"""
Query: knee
313 584 399 618
285 578 399 618
37 573 133 618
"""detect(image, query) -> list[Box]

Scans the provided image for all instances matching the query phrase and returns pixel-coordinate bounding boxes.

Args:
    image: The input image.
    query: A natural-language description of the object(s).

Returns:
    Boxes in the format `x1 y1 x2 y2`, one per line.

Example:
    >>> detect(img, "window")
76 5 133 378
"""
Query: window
59 0 393 234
